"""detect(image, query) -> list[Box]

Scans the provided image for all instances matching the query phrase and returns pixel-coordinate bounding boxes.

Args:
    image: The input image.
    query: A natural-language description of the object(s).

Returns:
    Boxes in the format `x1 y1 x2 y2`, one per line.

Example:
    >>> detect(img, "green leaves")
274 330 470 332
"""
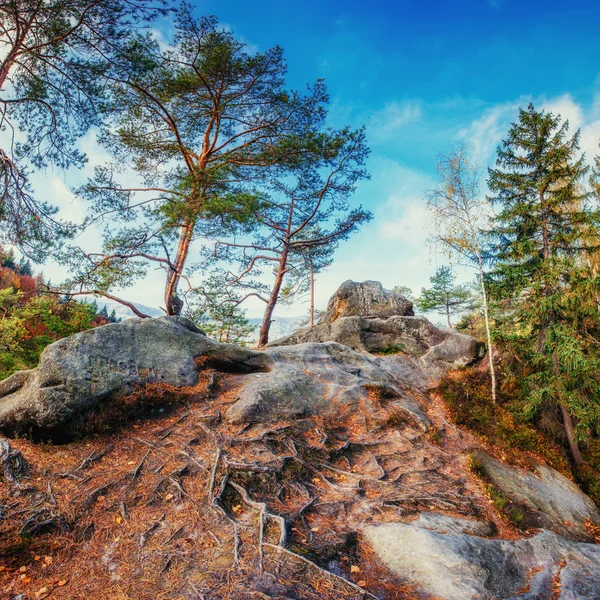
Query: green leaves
416 266 477 327
487 103 600 446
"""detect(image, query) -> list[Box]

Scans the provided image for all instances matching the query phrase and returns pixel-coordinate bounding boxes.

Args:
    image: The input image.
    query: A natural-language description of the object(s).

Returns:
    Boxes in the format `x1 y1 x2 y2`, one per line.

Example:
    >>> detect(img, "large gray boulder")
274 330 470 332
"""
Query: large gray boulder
364 513 600 600
225 341 431 428
474 452 600 542
0 316 270 436
268 280 483 378
318 280 414 323
268 315 483 379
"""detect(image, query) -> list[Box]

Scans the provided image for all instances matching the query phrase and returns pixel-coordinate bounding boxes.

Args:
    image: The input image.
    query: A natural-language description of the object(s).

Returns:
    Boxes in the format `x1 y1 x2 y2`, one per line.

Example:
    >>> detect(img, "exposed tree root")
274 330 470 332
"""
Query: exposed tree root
0 437 23 486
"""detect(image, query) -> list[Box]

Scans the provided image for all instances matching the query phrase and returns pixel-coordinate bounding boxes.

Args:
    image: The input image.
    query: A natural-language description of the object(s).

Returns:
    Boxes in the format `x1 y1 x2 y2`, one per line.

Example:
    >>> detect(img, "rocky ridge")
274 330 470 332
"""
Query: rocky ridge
0 281 598 599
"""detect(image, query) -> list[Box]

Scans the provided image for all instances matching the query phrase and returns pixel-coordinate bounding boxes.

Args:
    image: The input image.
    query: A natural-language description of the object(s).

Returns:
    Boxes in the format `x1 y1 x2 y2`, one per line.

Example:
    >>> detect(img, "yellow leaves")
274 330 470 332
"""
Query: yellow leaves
357 580 367 587
231 504 242 513
35 579 67 598
116 516 122 524
350 565 360 574
19 565 27 572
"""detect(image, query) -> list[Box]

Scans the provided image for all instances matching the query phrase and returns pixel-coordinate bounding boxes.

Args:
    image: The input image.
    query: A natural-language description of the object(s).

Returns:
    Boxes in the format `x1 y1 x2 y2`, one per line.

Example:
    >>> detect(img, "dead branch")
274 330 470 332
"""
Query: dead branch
131 449 151 482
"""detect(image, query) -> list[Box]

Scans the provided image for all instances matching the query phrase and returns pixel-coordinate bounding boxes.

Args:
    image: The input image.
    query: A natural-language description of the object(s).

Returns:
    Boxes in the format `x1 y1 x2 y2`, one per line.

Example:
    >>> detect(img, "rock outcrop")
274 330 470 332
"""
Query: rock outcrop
225 341 431 428
318 280 414 322
0 316 269 436
269 280 484 378
364 512 600 600
0 293 599 599
474 452 600 542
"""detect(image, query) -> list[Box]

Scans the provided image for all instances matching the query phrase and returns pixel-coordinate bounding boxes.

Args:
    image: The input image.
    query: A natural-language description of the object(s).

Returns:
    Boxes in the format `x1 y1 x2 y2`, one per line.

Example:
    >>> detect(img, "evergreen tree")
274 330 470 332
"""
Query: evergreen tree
416 266 475 327
64 7 335 317
0 0 168 259
17 259 32 277
487 103 600 465
203 130 371 347
186 273 256 345
392 285 414 300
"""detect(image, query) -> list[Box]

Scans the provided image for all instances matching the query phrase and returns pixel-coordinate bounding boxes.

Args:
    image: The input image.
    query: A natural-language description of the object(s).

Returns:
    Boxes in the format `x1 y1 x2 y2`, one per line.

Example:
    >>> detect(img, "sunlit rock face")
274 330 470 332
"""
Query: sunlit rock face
364 513 600 600
225 341 431 427
268 280 485 378
318 280 414 323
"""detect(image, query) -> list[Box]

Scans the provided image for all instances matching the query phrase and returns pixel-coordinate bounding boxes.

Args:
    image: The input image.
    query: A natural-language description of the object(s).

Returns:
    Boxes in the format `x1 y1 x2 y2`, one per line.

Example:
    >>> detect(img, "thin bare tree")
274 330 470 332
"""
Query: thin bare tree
426 143 497 403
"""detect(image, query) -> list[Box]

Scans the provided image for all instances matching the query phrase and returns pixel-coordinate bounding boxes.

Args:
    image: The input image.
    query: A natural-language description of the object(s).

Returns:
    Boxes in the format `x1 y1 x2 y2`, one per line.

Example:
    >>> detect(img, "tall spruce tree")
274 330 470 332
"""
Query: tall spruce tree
487 103 600 465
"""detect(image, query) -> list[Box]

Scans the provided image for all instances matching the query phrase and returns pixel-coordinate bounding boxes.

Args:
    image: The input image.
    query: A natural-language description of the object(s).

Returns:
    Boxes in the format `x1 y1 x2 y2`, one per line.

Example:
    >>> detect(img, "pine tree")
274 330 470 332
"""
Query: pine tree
392 285 413 300
64 8 336 318
416 266 475 327
0 0 168 259
487 103 600 465
17 259 33 277
186 273 257 345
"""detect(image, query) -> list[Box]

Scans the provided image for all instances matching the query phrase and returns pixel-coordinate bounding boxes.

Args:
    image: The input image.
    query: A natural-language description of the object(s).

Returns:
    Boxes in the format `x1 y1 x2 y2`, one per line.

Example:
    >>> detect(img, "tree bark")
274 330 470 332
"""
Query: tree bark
310 261 315 328
550 349 583 465
561 404 584 466
258 246 289 348
477 254 497 404
164 220 195 315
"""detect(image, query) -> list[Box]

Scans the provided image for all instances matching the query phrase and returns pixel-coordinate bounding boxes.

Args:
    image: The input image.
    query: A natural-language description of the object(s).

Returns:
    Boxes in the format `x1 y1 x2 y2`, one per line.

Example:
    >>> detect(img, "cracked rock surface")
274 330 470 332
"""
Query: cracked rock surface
226 341 431 428
474 452 600 542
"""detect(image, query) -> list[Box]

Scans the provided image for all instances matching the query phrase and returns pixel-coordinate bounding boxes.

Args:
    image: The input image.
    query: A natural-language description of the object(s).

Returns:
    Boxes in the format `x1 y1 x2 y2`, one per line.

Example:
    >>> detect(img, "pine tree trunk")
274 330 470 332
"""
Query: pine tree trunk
310 262 315 328
258 246 289 348
446 296 452 328
477 254 497 404
0 21 30 91
164 220 194 315
551 350 583 465
561 404 584 466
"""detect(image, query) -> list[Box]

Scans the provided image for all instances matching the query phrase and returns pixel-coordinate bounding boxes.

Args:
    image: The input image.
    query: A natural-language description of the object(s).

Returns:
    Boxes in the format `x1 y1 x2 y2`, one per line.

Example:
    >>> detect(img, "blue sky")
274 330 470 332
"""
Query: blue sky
30 0 600 318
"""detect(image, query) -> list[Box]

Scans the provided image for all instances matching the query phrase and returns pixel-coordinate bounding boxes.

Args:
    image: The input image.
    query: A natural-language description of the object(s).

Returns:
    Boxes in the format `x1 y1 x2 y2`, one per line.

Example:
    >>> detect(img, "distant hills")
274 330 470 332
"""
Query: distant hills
247 316 305 342
91 297 304 342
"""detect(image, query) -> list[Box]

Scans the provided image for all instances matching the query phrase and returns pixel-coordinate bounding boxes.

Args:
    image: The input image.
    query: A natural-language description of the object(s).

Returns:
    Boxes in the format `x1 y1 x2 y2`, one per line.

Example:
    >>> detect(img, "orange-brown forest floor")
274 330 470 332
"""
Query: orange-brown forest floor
0 369 539 600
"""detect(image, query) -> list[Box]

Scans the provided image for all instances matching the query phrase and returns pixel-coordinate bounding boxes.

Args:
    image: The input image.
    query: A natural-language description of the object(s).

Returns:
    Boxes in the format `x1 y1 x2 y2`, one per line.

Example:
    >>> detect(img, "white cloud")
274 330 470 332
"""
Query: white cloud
366 101 423 141
458 98 524 163
542 94 584 132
